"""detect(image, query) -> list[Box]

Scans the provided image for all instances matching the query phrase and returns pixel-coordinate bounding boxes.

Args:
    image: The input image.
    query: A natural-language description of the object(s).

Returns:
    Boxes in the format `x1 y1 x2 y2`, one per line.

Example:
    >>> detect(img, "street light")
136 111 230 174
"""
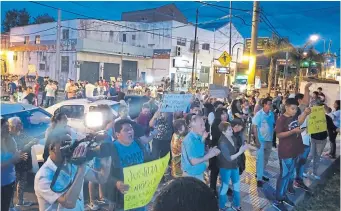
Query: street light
303 52 307 56
310 35 319 42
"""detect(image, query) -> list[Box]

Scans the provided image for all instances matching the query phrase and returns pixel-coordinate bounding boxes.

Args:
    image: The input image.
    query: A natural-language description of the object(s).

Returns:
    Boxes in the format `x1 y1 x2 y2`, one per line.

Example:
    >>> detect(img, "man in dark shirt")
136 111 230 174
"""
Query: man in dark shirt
273 98 310 211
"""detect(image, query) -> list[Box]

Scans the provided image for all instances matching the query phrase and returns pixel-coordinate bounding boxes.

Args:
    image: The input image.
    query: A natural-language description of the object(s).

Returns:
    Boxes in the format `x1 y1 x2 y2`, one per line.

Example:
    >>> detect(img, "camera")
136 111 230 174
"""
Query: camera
60 130 112 165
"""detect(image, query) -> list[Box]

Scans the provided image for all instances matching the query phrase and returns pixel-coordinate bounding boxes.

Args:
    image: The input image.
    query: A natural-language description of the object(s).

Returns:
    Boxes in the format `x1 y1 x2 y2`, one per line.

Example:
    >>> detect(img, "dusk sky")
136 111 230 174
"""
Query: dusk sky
1 1 340 65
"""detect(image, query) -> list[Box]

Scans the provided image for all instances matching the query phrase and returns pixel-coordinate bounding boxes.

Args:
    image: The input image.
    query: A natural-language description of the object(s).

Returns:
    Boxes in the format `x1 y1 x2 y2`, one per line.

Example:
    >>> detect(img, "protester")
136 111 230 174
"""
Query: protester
152 177 219 211
22 86 36 105
136 103 153 152
181 115 220 181
170 119 187 178
273 98 310 210
332 100 340 129
44 79 57 107
217 121 250 211
66 80 78 99
8 117 37 207
35 127 111 210
64 78 71 100
252 98 275 187
1 118 28 211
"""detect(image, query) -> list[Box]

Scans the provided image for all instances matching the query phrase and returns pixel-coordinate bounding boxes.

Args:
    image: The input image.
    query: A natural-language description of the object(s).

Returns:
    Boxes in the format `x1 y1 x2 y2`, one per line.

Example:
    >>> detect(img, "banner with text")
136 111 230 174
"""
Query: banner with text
124 153 170 210
209 84 229 98
160 94 192 112
308 106 327 134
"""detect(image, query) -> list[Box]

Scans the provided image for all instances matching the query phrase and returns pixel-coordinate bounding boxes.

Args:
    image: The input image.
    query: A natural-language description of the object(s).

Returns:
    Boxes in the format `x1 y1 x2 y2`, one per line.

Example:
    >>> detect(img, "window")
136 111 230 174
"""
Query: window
201 66 210 73
24 36 29 44
177 37 186 46
122 33 127 42
202 43 210 51
58 105 84 119
61 56 69 72
132 34 136 40
62 29 69 40
39 63 46 71
109 31 114 42
35 35 41 44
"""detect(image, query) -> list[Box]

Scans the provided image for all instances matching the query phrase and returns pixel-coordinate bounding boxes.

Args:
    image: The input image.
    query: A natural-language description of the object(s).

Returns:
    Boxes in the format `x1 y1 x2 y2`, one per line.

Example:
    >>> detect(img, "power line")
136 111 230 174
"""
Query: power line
10 27 56 36
195 1 251 12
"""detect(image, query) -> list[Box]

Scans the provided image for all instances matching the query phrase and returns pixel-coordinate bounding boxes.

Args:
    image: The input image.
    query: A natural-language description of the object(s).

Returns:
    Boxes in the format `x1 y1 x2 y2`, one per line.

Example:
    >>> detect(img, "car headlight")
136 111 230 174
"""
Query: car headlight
85 112 103 128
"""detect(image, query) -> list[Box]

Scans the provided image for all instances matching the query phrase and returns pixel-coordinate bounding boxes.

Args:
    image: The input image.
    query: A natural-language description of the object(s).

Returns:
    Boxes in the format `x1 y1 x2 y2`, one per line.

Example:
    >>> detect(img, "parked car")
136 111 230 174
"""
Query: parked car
1 102 52 164
45 97 120 134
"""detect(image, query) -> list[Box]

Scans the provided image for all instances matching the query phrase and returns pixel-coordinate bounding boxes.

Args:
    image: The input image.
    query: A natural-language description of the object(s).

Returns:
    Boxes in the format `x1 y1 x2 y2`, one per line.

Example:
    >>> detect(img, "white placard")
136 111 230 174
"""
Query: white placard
160 94 193 112
209 84 229 98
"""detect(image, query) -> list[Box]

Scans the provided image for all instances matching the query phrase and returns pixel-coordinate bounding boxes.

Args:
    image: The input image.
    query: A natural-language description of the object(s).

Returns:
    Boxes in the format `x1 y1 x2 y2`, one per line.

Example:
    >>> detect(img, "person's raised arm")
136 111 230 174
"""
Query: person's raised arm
302 82 312 105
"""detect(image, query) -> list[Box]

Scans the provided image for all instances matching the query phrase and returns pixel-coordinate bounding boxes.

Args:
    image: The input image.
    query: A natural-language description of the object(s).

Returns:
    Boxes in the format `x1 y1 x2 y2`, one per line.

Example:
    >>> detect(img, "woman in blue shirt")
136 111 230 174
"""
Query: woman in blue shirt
1 118 28 211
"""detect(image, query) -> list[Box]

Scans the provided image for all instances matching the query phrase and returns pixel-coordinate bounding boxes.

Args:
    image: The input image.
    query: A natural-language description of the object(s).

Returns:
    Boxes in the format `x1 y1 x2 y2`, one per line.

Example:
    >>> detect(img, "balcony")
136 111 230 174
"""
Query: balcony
76 38 153 57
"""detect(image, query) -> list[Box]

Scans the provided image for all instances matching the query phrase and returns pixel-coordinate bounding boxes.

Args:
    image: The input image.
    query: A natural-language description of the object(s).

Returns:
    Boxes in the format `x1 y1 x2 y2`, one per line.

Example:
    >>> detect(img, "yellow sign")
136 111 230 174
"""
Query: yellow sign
123 153 170 210
28 64 36 73
110 77 116 82
218 51 232 67
308 106 327 134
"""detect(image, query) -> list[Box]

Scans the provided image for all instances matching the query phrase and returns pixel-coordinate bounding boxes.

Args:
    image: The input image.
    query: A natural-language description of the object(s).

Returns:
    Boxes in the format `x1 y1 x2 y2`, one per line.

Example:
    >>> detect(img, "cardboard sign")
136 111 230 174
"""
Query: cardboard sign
160 94 192 112
28 64 36 73
124 153 170 210
308 106 327 134
110 77 116 82
209 84 229 98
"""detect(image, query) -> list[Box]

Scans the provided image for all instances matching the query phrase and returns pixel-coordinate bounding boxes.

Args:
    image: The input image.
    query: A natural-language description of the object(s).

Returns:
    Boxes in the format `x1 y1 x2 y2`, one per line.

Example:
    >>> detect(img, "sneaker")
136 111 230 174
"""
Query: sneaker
97 198 109 205
16 201 33 207
88 202 99 211
311 174 321 180
294 180 310 192
272 201 288 211
283 196 295 207
257 180 264 188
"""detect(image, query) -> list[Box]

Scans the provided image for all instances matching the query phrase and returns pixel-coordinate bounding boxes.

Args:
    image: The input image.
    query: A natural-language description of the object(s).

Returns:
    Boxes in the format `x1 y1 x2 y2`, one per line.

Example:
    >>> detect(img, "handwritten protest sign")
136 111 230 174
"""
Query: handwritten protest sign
124 153 170 210
110 77 116 82
308 106 327 134
160 94 192 112
209 84 229 98
28 64 36 73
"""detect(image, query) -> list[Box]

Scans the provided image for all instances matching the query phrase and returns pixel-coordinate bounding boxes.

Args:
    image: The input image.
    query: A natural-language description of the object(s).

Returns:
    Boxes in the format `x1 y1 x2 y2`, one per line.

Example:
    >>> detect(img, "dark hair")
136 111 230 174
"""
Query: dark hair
261 97 272 106
185 113 195 126
51 112 67 124
114 119 133 134
285 98 299 106
335 100 340 111
173 119 187 135
190 103 200 110
213 101 224 109
117 91 126 101
295 93 304 101
313 91 319 96
231 118 244 128
145 88 151 93
179 91 185 94
317 87 322 91
152 177 218 211
214 107 227 119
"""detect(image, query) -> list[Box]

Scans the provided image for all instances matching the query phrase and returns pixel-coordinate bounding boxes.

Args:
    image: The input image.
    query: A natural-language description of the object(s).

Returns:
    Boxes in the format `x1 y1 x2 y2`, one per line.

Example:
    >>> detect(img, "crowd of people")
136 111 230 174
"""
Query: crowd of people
1 78 340 211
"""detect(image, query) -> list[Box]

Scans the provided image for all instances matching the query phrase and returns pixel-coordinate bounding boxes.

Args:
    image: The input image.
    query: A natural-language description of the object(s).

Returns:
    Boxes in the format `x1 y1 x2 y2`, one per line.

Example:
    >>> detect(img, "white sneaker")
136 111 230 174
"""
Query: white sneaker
88 203 99 211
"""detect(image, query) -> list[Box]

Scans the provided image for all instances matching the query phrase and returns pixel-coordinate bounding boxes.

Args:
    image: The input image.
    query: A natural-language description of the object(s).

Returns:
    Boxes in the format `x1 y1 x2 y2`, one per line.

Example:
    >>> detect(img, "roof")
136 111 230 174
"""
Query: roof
1 102 40 115
122 3 175 14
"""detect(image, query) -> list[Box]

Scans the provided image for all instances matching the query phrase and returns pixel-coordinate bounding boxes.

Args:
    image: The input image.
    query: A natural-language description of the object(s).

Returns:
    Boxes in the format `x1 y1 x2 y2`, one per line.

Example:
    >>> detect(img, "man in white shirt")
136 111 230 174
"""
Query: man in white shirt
34 127 111 211
85 82 96 98
64 79 71 100
45 80 57 107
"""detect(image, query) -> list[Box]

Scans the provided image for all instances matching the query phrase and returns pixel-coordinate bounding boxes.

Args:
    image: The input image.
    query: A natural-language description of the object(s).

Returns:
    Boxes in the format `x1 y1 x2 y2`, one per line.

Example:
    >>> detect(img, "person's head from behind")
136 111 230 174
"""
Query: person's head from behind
47 127 72 165
152 177 218 211
231 118 244 133
173 119 187 136
114 119 134 145
231 99 241 111
334 100 340 111
284 98 299 117
190 103 201 115
51 112 68 128
213 101 224 110
190 115 205 135
295 93 304 105
219 121 233 137
173 111 184 120
312 91 318 99
8 117 23 135
262 98 272 113
141 103 151 115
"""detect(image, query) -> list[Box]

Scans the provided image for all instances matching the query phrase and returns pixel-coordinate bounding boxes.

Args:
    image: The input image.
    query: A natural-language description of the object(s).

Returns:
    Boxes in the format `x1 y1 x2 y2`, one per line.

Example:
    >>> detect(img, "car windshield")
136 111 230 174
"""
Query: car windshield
235 79 247 85
1 108 51 140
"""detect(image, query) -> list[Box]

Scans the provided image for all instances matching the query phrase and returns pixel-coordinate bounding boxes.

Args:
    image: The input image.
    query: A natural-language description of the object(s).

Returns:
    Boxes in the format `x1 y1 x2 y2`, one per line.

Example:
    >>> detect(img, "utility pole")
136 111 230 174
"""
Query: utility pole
247 1 260 91
284 51 289 92
191 8 199 89
55 9 61 83
227 0 232 87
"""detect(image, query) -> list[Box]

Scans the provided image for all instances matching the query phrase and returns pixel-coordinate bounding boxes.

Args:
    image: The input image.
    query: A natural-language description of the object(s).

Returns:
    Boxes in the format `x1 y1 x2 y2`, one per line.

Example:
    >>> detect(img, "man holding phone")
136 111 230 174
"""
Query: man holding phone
273 98 311 211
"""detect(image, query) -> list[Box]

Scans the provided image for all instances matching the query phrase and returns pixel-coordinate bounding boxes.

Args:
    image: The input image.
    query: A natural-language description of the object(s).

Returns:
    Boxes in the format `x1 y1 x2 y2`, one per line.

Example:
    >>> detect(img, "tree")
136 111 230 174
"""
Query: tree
264 36 288 94
2 9 30 32
33 14 55 24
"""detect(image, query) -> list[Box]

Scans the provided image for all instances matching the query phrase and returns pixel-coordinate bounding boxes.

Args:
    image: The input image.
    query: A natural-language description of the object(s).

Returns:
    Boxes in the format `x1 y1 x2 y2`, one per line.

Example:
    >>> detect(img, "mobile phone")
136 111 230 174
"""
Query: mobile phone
301 127 307 130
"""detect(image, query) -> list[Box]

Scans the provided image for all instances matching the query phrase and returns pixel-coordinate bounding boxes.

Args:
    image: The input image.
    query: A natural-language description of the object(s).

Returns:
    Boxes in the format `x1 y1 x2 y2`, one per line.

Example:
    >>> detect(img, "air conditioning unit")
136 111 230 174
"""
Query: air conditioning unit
176 46 181 56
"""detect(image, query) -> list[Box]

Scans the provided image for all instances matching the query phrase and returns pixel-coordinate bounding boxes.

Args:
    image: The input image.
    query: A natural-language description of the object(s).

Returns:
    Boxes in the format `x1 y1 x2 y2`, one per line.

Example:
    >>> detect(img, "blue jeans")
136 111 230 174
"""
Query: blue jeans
296 145 310 181
276 157 298 201
256 141 272 181
44 96 55 107
219 168 240 208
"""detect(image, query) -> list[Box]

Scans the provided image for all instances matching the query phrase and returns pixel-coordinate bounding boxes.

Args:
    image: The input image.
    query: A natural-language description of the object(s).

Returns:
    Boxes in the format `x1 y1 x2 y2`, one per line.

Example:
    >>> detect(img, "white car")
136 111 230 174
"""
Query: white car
45 97 120 134
1 102 52 165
